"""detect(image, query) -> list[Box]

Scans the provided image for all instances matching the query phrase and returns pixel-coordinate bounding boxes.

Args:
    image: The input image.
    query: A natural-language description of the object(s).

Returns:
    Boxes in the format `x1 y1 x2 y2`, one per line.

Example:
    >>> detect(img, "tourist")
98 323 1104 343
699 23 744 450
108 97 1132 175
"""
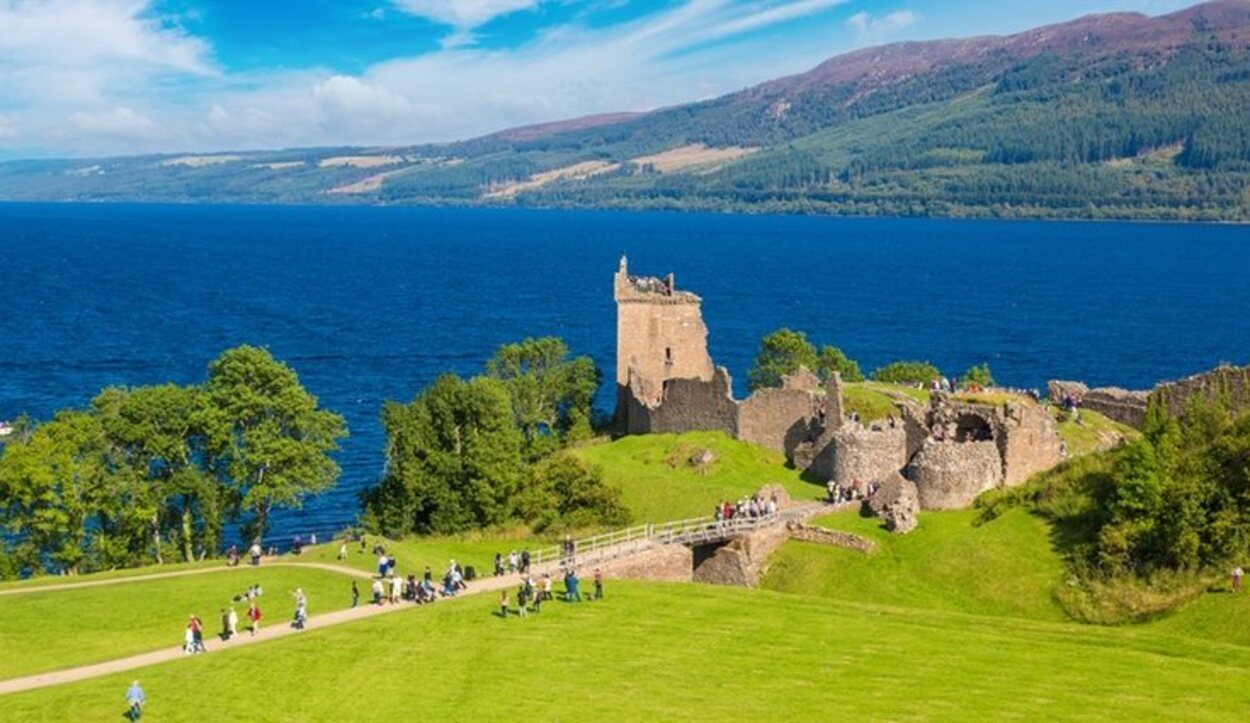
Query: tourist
227 544 239 567
517 583 529 618
423 565 433 586
377 552 389 578
542 573 554 602
532 583 542 614
565 569 582 602
499 590 510 619
1233 565 1244 593
390 574 402 604
509 549 519 573
292 535 303 556
249 541 262 566
125 680 146 721
338 540 349 561
371 578 384 605
248 601 262 636
220 608 232 641
191 614 206 652
594 568 604 600
228 606 239 639
183 622 195 654
521 549 531 574
349 580 359 608
494 552 504 576
767 495 778 516
310 533 318 546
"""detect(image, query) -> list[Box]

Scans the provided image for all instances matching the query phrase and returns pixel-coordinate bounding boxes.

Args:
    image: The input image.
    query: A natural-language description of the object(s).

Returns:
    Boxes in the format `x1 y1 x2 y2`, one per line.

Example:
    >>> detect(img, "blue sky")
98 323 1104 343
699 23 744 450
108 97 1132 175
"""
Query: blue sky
0 0 1201 157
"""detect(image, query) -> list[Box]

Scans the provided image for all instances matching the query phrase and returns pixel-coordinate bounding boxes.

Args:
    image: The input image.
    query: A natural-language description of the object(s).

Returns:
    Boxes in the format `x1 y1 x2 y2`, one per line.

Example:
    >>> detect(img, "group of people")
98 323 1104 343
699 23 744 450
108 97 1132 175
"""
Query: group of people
714 492 779 523
826 478 880 504
182 580 301 653
494 549 532 576
498 568 603 618
366 559 470 607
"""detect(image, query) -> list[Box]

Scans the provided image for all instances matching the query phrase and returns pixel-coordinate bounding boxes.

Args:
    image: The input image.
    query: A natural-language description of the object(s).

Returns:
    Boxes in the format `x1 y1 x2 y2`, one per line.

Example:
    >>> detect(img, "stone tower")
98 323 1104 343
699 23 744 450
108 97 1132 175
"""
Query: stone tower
614 256 715 417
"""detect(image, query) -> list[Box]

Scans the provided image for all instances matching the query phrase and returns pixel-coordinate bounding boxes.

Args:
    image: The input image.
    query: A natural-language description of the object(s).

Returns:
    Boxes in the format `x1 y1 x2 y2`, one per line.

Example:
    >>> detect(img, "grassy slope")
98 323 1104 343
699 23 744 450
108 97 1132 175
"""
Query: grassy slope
574 431 822 521
842 381 929 421
1055 407 1141 458
0 558 223 591
762 508 1067 622
0 566 355 679
297 533 553 580
2 582 1248 721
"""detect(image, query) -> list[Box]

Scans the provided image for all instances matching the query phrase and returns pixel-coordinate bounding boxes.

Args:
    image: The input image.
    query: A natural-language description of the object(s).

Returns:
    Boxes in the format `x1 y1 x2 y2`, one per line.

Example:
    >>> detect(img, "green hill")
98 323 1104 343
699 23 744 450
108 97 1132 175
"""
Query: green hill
3 582 1248 721
573 431 821 522
2 1 1248 221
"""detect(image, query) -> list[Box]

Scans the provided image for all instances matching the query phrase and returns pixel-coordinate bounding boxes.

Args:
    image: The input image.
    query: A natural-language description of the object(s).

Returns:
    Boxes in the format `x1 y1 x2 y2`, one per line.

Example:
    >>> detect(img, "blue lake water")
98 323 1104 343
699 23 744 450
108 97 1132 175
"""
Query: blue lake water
1 203 1248 539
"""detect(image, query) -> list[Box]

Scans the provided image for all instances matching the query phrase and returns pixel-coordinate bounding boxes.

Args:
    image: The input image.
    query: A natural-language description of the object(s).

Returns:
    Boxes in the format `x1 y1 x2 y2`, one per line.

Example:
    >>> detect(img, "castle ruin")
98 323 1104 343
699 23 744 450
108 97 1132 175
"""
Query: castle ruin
614 261 1065 511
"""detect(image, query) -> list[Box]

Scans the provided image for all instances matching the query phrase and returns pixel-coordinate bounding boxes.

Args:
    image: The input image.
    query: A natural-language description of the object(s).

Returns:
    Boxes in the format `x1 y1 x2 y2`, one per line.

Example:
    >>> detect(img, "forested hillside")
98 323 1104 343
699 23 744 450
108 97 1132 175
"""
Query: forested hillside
2 1 1249 220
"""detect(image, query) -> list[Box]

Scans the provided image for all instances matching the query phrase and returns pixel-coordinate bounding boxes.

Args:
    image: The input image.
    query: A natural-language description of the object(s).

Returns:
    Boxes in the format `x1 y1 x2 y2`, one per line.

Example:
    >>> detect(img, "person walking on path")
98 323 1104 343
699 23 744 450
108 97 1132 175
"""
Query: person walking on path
249 542 262 567
499 590 510 619
189 615 206 653
594 569 604 600
1234 566 1244 592
377 552 389 578
521 549 531 574
564 570 582 602
247 602 262 636
351 581 360 608
517 583 529 618
220 609 232 641
227 606 239 639
338 540 349 561
371 578 384 605
125 680 146 720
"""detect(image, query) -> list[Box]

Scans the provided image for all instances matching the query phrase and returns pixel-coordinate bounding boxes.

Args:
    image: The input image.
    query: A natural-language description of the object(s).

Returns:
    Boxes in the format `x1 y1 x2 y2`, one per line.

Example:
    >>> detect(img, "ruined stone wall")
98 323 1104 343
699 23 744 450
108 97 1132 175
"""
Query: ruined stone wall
906 439 1003 510
829 425 909 488
628 367 739 437
998 403 1064 486
599 543 693 583
691 523 792 587
1048 380 1149 428
738 386 821 457
786 523 877 553
1153 365 1250 419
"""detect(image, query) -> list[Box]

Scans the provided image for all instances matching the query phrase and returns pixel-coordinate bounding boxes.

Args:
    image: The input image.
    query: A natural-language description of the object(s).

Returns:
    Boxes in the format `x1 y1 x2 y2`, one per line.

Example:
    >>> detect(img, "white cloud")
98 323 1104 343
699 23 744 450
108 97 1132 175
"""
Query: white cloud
0 0 863 156
845 9 919 41
391 0 542 45
69 106 156 137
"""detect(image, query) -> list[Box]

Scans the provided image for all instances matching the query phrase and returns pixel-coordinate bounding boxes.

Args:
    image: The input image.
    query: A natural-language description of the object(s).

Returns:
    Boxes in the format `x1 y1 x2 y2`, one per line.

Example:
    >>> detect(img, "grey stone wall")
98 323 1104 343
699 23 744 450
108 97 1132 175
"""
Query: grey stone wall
906 439 1003 510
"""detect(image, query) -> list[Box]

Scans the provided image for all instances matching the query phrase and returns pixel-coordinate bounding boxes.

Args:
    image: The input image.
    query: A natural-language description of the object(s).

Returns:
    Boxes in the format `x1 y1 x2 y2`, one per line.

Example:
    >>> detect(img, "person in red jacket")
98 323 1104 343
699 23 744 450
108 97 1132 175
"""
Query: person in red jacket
247 601 262 636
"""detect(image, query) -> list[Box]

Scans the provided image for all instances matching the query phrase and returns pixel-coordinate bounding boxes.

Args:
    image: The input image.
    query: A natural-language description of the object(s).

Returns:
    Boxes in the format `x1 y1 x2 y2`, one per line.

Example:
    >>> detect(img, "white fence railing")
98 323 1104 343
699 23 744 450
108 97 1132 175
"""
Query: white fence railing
530 511 784 571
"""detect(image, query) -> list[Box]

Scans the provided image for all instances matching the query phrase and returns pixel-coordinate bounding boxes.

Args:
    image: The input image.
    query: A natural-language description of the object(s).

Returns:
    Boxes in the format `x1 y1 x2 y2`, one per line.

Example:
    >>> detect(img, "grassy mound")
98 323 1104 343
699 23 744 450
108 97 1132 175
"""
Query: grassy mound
762 507 1067 622
1055 408 1140 458
573 431 820 521
842 382 928 421
0 566 356 679
3 582 1248 721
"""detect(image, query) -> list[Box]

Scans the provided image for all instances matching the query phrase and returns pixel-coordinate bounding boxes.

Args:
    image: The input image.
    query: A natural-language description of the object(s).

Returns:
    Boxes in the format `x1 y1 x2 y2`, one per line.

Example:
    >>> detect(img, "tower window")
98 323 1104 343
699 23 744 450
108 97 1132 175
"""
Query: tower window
665 347 673 365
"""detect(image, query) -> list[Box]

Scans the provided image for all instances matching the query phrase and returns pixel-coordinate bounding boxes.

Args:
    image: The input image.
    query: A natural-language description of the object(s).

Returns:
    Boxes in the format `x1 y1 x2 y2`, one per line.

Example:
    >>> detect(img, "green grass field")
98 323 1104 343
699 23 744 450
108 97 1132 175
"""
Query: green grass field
574 431 822 521
842 382 930 421
2 582 1248 721
0 566 357 679
1055 407 1140 458
762 507 1068 622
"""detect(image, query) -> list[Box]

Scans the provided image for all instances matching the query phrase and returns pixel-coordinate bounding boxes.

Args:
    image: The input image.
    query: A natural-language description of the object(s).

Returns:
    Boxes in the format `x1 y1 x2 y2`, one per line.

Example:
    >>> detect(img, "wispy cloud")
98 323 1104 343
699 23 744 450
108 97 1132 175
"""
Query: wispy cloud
845 9 920 43
390 0 544 47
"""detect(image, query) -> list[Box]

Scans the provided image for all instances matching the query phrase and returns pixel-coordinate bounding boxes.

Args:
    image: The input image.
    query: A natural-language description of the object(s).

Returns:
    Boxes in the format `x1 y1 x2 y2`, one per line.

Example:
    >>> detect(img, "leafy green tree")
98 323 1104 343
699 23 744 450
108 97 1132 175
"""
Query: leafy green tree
747 328 818 391
93 384 220 563
202 346 347 540
518 453 630 531
366 374 525 536
816 345 864 383
871 361 942 385
486 337 601 457
0 411 110 574
960 363 996 388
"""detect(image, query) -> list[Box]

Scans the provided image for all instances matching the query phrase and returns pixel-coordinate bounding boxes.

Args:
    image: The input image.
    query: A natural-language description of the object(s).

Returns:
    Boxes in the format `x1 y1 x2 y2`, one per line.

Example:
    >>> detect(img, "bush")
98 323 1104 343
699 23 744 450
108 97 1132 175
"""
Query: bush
871 361 942 385
960 363 995 388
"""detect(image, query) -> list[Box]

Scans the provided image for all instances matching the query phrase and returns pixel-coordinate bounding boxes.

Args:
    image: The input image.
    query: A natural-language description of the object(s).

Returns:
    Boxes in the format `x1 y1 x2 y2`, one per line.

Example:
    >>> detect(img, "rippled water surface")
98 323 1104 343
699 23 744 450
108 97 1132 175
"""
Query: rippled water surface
2 203 1248 538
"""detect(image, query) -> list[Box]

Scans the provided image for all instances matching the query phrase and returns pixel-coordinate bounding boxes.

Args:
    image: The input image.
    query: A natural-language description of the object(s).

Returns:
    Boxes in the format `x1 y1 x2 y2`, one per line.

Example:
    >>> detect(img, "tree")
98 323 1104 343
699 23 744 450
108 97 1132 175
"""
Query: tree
518 453 630 531
366 374 525 536
93 384 219 563
0 411 110 574
747 329 817 391
816 345 864 383
871 361 942 385
960 363 996 389
486 337 601 457
202 346 347 540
